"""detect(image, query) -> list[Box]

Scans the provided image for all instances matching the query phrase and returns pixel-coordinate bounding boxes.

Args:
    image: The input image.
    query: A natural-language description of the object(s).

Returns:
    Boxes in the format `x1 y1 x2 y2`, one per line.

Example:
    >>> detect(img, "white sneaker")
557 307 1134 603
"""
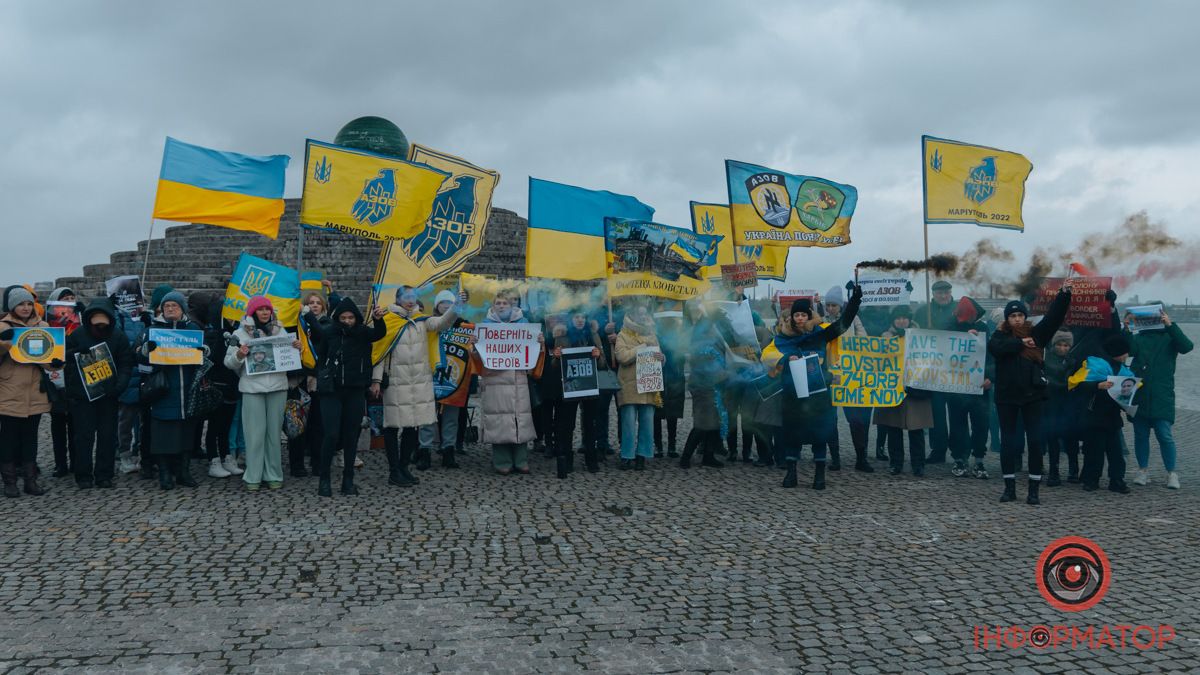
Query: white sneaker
354 456 364 469
208 458 232 478
1167 472 1181 490
1133 469 1149 486
222 455 244 476
118 454 140 474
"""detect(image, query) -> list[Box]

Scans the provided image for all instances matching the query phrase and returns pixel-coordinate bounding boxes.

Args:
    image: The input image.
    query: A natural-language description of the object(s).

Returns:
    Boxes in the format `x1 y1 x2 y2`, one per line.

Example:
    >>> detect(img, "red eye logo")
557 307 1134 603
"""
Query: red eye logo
1036 536 1111 612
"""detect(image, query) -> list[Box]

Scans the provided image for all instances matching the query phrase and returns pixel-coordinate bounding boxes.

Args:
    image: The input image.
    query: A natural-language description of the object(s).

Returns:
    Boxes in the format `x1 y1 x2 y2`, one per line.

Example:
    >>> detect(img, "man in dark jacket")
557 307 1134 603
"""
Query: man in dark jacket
1128 307 1193 489
916 280 957 463
311 297 388 497
947 297 993 479
64 299 135 489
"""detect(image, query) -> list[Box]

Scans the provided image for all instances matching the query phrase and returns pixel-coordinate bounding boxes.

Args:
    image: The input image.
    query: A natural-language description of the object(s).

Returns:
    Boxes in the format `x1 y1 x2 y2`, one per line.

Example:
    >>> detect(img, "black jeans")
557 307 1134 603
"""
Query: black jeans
997 401 1045 478
0 414 42 466
948 394 989 463
1081 427 1126 488
71 398 118 483
842 407 872 454
319 389 365 481
205 401 236 461
883 426 925 471
51 410 73 470
928 393 949 457
553 399 579 456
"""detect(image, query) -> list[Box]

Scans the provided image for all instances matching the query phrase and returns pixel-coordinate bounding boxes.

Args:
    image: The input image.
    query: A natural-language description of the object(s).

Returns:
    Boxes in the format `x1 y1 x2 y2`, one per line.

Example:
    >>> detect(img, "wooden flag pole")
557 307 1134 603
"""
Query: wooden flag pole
140 216 156 289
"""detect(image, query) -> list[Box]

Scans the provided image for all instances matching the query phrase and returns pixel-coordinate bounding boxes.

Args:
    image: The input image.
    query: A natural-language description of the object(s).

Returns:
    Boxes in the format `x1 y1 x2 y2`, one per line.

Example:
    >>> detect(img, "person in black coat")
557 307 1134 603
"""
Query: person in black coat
987 286 1071 505
64 299 135 489
309 297 387 497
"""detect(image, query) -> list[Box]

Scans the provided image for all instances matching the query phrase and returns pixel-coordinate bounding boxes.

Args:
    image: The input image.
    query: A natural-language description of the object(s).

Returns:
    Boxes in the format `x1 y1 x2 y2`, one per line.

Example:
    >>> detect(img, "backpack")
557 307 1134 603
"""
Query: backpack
283 388 311 439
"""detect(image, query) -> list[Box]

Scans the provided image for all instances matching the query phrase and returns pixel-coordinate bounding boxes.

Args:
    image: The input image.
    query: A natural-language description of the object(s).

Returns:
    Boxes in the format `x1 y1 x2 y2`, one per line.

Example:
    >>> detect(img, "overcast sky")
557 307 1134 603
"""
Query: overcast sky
4 0 1199 303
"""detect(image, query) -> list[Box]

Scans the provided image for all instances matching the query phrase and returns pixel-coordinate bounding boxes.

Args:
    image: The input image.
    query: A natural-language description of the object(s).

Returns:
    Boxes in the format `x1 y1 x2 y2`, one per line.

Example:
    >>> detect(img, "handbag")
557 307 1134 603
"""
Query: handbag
283 388 311 439
596 369 621 392
186 359 224 419
140 368 169 405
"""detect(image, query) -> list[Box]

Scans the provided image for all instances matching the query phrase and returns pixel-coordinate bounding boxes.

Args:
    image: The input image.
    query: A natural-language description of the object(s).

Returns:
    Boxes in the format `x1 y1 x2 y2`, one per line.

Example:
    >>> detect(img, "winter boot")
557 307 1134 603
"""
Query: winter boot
1026 479 1041 506
634 456 646 471
387 445 415 487
584 447 599 473
556 453 570 479
700 433 724 468
1066 453 1079 483
158 463 175 490
2 463 19 498
317 477 332 497
440 448 460 469
812 463 827 490
1046 471 1062 487
828 443 841 471
398 444 420 485
175 456 198 488
853 445 874 473
1000 477 1017 503
415 448 432 471
782 461 798 488
678 430 702 469
22 464 46 496
340 476 359 495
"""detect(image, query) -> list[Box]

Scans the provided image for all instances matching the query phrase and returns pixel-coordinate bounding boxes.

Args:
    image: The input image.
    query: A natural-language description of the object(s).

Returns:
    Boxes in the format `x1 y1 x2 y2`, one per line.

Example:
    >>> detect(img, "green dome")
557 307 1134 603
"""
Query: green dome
334 116 409 159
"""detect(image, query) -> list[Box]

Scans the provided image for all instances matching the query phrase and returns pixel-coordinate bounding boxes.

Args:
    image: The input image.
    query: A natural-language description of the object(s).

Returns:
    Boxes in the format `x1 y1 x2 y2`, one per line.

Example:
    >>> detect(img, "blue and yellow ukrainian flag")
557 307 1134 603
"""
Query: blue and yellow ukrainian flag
221 253 301 326
526 177 654 280
922 135 1032 231
690 202 788 281
152 137 289 238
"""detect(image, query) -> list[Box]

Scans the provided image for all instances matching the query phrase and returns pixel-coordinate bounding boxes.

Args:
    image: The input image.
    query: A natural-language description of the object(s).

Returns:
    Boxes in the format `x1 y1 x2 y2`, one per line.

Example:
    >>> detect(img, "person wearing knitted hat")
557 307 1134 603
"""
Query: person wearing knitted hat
0 286 57 497
988 285 1072 505
1042 330 1079 485
134 290 205 490
1069 333 1136 493
225 296 299 491
823 283 874 472
761 284 864 490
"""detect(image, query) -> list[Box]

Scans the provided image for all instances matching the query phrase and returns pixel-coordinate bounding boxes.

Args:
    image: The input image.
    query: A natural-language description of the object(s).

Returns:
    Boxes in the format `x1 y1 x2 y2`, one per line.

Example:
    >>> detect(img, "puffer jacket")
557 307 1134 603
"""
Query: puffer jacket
988 288 1071 406
1129 323 1194 424
371 304 458 429
135 314 203 421
474 306 544 444
614 314 660 407
63 300 135 403
225 314 291 394
311 298 387 393
0 312 54 417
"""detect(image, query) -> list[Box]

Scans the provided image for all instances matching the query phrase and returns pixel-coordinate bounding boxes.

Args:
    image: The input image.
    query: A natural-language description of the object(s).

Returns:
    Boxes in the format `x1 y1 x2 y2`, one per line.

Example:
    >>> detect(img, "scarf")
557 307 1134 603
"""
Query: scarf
1006 323 1043 364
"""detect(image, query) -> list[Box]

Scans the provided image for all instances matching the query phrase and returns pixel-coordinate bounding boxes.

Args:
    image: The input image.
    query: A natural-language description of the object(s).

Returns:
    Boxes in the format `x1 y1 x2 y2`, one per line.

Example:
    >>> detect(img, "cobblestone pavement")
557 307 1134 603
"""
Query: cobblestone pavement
2 406 1199 674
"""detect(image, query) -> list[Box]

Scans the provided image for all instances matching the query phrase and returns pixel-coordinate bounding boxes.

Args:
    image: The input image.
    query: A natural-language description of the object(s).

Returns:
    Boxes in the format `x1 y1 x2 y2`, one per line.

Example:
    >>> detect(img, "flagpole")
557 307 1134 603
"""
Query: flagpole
141 216 156 288
924 221 932 327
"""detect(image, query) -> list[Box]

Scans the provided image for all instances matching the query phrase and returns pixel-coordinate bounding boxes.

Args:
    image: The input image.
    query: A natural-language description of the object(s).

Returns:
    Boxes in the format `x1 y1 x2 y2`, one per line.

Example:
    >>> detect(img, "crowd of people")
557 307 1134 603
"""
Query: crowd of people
0 275 1191 505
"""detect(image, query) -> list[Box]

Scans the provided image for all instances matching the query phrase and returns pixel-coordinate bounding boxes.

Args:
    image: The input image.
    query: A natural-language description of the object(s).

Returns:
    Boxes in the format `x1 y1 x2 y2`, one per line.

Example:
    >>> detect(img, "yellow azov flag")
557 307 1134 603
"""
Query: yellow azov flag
922 135 1032 232
690 202 787 281
300 139 450 241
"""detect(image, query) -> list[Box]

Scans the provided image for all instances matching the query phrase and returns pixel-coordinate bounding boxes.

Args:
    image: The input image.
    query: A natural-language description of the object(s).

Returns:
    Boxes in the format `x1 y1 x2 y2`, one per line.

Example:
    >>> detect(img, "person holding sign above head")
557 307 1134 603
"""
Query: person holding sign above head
613 302 664 471
0 286 58 497
309 297 389 497
373 286 466 488
473 291 545 475
63 299 134 489
823 284 873 472
761 284 863 490
987 285 1071 505
225 296 299 491
1126 306 1193 490
874 305 932 477
136 290 206 491
547 308 607 478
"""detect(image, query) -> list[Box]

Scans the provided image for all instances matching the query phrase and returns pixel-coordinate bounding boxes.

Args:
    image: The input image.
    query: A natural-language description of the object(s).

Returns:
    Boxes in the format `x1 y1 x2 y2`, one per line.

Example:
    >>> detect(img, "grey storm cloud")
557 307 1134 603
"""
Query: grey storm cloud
2 0 1199 300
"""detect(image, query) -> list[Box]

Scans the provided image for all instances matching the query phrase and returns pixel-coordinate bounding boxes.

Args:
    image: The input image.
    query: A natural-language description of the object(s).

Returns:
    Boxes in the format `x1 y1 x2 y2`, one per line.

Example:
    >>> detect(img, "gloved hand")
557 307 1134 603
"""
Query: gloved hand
0 328 14 341
850 284 863 302
49 358 65 368
145 341 158 352
845 280 855 291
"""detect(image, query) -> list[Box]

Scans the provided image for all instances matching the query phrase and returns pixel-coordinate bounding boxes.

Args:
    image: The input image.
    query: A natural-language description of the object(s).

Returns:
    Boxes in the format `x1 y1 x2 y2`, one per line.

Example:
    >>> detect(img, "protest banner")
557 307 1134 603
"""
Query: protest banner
245 335 302 376
8 326 65 365
1031 277 1112 328
561 347 599 399
604 217 720 300
856 274 912 307
903 328 986 394
105 275 145 316
830 335 906 408
707 300 761 364
475 323 542 370
148 328 204 366
76 342 116 401
1126 304 1166 333
720 262 758 288
788 354 827 398
1107 375 1140 409
636 346 664 394
46 301 81 336
433 325 476 405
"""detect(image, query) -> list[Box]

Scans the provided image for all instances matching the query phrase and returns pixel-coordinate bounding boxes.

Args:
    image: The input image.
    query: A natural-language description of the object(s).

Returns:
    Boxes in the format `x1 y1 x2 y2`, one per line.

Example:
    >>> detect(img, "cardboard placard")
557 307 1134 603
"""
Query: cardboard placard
245 335 302 376
561 347 599 399
635 346 664 394
46 301 81 336
856 274 912 307
902 329 987 394
475 323 542 371
148 328 203 366
789 354 827 398
830 335 906 408
1126 305 1166 333
720 261 758 288
1031 277 1112 328
76 342 116 402
7 326 65 364
1107 375 1141 410
105 275 145 317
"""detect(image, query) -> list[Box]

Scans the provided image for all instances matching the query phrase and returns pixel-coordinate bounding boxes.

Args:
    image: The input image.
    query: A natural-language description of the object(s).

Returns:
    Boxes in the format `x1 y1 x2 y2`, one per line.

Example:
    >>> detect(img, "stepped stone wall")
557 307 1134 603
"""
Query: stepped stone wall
55 199 529 304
